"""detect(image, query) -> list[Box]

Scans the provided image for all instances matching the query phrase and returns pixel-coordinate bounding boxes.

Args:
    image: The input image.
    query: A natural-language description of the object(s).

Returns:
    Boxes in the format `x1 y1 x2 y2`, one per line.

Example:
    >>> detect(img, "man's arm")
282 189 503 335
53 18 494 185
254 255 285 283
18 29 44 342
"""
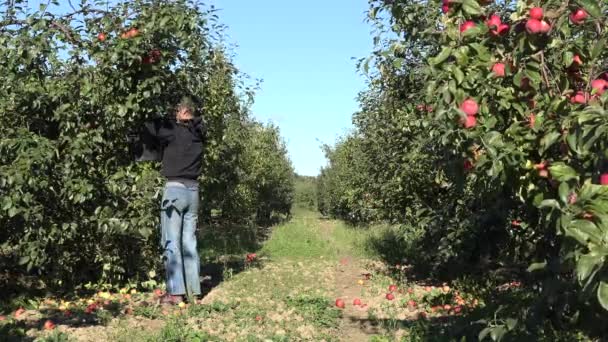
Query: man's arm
135 119 165 162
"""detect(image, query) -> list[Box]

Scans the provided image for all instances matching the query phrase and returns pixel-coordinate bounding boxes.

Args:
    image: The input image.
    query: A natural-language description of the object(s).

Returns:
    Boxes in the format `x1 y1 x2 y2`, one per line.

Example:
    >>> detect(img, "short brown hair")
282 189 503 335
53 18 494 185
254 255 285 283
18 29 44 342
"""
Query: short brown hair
176 96 196 114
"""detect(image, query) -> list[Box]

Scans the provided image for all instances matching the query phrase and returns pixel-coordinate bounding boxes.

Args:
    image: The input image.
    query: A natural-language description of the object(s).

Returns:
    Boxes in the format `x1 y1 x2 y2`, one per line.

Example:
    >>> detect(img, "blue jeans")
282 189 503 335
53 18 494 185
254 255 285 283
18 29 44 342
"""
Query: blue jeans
160 182 201 296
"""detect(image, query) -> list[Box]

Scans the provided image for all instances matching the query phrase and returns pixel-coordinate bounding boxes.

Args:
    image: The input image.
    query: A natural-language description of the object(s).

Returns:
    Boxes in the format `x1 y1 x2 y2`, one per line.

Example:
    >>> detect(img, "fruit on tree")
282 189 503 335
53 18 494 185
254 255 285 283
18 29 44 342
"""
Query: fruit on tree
528 113 536 128
464 160 474 171
121 28 139 39
592 79 607 95
486 15 501 29
486 14 509 36
97 33 107 42
526 19 542 33
460 98 479 116
460 21 476 33
335 298 345 308
534 162 547 170
572 55 583 67
461 116 477 128
539 20 551 33
601 174 608 185
529 7 543 20
570 91 588 104
539 169 549 178
570 9 588 25
491 62 505 77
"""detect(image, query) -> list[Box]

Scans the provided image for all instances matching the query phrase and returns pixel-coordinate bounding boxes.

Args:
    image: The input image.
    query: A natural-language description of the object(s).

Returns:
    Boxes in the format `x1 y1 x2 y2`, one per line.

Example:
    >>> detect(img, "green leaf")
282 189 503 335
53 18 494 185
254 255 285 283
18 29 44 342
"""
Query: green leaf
479 327 491 341
563 51 574 68
430 47 452 66
576 253 603 283
453 67 464 85
539 199 561 210
549 163 579 182
597 281 608 310
528 261 547 272
462 0 482 15
592 38 606 60
505 318 518 330
18 256 30 265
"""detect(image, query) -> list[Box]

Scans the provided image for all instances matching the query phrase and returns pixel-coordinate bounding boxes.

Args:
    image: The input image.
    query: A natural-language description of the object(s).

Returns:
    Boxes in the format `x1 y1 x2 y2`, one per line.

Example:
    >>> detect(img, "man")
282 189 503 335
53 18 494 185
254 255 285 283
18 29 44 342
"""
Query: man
139 96 205 305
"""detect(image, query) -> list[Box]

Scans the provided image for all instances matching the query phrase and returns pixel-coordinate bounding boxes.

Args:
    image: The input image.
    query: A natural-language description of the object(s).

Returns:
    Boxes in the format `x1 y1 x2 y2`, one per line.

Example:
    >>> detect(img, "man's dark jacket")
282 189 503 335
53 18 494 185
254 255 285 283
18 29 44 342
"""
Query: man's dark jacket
133 117 205 182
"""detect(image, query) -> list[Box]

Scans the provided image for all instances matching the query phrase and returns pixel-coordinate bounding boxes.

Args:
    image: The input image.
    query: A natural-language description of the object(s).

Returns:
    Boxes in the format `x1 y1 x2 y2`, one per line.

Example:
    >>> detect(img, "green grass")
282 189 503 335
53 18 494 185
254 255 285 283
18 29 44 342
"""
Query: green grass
260 208 383 261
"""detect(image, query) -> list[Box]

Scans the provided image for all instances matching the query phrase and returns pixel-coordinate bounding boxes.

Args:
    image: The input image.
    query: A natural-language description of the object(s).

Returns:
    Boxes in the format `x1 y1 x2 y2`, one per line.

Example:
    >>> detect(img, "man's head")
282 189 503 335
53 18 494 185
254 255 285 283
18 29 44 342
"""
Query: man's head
175 96 196 122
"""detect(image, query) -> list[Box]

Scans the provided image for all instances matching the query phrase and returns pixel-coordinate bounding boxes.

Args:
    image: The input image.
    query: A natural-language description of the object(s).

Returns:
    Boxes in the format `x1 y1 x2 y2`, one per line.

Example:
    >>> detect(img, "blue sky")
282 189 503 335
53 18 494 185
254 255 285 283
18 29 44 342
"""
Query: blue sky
212 1 372 176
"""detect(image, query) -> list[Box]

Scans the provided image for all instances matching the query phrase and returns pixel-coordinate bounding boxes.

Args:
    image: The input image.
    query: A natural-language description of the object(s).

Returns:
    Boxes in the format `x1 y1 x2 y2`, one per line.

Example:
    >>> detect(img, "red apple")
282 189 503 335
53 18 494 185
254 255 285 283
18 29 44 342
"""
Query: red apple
408 300 417 307
154 289 163 297
570 9 588 25
97 32 107 42
491 62 505 77
335 299 345 309
255 315 263 321
526 19 542 34
539 169 549 178
528 113 536 128
85 303 98 314
425 286 433 292
14 307 25 318
442 5 449 14
121 28 139 39
443 304 452 311
572 55 583 67
353 298 362 306
460 98 479 116
0 315 5 321
601 174 608 185
529 7 543 20
454 305 463 314
464 160 474 171
388 284 398 292
539 20 551 33
570 91 587 104
385 293 395 300
534 162 547 170
460 21 476 33
486 15 501 29
511 220 521 227
568 192 578 204
491 23 509 36
592 79 607 95
43 320 55 330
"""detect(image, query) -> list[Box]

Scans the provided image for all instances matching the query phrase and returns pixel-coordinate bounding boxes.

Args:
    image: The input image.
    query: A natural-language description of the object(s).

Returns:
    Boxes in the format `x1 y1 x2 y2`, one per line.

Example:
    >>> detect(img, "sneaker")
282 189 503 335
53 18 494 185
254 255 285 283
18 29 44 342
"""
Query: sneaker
159 294 184 305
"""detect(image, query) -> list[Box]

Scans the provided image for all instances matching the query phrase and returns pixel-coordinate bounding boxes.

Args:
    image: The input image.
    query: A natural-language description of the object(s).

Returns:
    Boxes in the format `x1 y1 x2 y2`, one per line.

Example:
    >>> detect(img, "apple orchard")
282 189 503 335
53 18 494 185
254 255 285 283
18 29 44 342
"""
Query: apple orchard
317 0 608 332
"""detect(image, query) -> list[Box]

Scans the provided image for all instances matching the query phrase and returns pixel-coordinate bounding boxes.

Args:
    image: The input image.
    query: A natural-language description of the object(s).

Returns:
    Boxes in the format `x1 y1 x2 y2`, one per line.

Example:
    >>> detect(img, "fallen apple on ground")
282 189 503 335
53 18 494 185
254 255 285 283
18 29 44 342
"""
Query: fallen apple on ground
43 320 55 330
